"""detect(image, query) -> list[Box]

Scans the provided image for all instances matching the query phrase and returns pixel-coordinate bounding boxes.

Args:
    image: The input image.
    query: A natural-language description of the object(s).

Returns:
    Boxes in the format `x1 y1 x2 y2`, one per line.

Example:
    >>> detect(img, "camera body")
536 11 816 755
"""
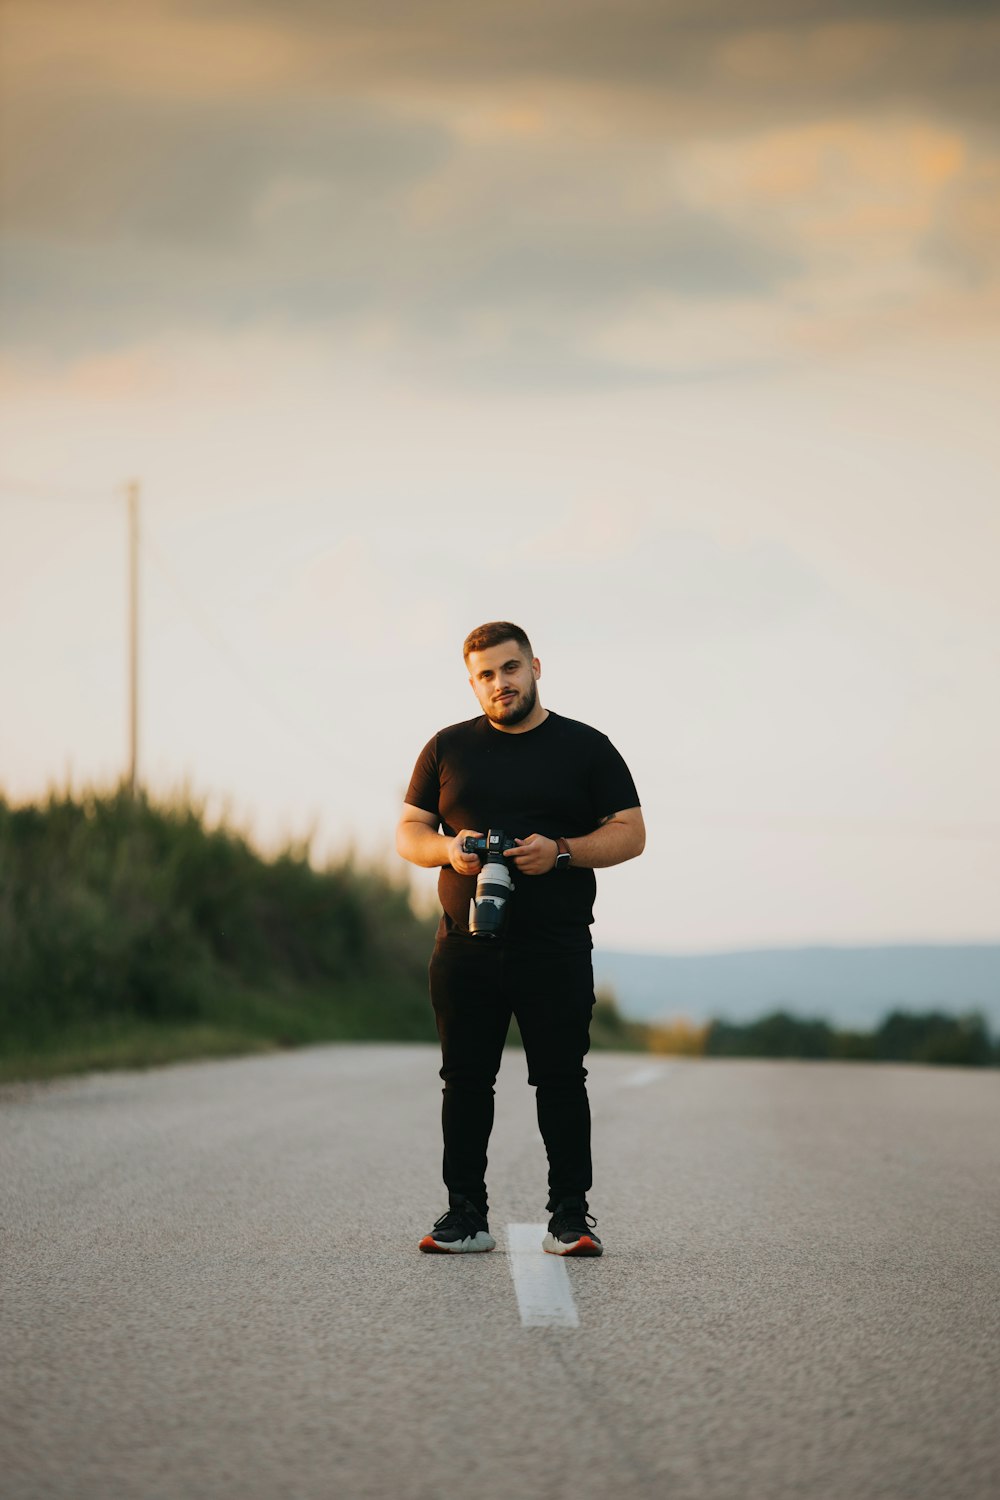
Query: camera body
462 828 517 938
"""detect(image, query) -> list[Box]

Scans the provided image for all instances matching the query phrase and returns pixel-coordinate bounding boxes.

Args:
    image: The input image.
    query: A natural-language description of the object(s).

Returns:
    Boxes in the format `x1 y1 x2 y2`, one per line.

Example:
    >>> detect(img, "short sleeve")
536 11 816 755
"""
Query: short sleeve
404 735 442 818
589 735 640 823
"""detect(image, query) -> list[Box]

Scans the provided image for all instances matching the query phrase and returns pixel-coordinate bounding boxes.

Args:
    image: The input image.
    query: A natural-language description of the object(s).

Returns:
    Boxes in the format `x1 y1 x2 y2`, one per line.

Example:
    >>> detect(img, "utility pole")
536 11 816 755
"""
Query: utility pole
127 480 140 797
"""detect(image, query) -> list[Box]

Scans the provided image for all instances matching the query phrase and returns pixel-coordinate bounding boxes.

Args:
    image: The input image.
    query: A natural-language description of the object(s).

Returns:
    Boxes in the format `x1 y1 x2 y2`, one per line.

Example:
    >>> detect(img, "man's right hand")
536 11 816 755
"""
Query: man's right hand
448 830 484 875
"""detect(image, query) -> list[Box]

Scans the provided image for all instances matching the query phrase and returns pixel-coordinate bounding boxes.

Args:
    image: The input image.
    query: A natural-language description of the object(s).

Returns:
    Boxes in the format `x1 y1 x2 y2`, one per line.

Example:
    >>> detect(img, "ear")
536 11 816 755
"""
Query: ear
532 656 541 679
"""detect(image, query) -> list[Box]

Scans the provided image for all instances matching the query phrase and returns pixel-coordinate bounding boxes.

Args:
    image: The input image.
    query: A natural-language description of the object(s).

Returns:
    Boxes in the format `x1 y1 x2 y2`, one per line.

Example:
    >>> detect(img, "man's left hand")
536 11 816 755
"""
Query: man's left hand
504 835 558 875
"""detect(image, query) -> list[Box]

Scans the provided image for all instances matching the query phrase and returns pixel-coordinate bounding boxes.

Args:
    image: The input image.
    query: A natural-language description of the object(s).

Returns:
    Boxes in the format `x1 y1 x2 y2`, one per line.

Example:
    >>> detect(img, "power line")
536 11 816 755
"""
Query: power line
5 475 998 839
662 814 1000 843
2 473 373 782
140 518 371 780
0 476 120 506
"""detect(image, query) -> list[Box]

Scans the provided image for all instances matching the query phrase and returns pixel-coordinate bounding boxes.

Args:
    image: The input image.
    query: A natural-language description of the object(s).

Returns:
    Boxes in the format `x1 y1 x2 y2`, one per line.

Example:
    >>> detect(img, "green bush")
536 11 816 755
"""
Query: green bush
589 989 650 1052
0 786 439 1073
874 1010 996 1067
702 1006 998 1066
705 1010 835 1059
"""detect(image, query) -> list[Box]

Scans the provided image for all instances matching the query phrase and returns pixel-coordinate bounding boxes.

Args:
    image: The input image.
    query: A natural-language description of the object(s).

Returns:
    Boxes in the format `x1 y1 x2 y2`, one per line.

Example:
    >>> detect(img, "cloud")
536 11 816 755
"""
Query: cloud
1 89 451 245
168 1 1000 130
0 76 800 372
1 0 999 382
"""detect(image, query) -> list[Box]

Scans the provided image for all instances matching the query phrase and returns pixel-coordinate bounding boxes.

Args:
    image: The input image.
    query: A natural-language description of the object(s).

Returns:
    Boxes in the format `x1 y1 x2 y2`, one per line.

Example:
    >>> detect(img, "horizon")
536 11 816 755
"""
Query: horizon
595 937 1000 958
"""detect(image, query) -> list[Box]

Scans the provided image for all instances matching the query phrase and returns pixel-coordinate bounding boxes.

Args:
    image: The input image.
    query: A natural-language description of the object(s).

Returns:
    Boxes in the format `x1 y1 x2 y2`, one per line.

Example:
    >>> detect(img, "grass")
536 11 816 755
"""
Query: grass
0 786 438 1081
0 977 441 1083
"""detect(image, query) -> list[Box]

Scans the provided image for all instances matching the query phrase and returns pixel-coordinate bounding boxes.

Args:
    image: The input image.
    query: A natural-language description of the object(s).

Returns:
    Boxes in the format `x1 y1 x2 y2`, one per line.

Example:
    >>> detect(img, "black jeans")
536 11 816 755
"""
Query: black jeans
428 934 596 1216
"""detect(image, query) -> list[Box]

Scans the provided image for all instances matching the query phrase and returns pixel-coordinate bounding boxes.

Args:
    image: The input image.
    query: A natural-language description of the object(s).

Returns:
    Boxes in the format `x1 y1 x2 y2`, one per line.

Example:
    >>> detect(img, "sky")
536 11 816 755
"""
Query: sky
1 0 999 953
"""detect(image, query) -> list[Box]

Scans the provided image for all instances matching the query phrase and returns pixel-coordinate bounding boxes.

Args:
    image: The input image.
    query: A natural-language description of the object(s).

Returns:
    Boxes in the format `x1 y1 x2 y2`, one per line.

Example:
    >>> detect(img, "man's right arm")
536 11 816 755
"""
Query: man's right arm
395 804 484 876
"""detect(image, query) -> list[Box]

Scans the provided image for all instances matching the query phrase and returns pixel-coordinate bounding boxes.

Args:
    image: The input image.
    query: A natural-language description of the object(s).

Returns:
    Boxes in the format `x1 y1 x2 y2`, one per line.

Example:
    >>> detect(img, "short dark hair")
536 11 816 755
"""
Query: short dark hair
463 620 534 663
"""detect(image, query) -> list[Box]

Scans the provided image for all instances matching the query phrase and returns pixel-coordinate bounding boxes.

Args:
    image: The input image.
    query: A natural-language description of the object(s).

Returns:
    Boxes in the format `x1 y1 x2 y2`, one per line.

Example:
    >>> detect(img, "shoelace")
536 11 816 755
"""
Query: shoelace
550 1205 598 1236
433 1203 484 1233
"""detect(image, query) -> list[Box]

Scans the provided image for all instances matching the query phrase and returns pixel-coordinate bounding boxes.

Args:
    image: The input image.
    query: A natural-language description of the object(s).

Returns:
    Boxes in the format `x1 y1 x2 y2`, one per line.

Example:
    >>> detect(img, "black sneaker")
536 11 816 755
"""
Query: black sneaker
419 1199 496 1254
542 1198 603 1257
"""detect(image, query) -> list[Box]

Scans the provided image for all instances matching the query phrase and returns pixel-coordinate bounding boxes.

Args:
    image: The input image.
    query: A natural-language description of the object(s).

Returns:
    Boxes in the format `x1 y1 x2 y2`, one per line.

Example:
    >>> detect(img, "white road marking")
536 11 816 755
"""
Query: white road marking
623 1061 675 1088
505 1224 580 1328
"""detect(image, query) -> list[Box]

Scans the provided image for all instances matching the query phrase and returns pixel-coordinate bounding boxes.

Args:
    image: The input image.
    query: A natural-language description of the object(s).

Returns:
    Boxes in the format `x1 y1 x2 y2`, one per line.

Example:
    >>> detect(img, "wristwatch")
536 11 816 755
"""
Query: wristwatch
554 837 572 871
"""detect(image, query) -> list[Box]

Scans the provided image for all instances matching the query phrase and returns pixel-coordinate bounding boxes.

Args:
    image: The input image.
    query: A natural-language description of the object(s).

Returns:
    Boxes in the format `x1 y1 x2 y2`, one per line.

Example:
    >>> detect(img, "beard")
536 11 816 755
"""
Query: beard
486 677 538 727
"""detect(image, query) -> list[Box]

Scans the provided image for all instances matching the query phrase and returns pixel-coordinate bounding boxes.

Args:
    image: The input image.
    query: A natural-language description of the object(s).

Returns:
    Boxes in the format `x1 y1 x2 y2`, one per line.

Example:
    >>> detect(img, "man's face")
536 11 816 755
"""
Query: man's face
467 640 540 727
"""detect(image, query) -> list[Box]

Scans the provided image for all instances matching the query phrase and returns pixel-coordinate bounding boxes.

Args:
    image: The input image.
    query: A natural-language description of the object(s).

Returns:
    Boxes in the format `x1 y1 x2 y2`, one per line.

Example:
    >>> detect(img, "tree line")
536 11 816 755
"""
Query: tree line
2 789 995 1079
595 999 998 1066
699 1009 998 1066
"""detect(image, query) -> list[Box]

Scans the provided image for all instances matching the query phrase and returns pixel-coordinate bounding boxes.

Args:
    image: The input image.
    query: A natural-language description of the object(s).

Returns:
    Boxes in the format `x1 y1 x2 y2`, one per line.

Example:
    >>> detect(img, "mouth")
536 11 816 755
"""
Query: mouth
494 692 516 706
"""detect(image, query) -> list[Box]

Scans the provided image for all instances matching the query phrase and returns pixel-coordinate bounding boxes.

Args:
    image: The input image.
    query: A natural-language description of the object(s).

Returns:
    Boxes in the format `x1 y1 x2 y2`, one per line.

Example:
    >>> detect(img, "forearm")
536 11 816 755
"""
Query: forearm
566 814 644 870
396 822 452 868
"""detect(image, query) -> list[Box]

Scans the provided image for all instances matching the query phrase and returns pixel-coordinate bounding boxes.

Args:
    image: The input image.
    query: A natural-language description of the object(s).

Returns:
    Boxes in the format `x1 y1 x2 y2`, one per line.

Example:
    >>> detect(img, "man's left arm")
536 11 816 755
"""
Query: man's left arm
505 808 645 874
565 806 645 868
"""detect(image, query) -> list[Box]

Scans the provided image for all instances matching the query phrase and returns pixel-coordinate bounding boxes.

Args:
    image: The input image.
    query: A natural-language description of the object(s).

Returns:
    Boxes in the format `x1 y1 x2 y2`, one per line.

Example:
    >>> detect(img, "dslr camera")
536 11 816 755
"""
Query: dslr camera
462 828 517 938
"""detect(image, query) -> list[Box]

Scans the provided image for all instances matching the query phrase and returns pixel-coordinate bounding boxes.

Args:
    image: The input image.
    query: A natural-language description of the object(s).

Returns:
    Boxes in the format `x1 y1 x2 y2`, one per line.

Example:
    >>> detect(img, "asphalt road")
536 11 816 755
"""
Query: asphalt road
2 1045 998 1500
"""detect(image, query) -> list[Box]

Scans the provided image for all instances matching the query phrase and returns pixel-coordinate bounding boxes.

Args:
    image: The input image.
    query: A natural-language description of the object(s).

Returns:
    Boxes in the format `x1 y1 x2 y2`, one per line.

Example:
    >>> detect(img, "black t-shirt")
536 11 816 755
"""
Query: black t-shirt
404 710 640 949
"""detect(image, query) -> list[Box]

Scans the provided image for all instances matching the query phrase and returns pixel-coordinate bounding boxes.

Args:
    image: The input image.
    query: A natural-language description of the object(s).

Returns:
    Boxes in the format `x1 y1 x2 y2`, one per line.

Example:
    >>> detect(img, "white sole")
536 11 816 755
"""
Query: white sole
542 1232 603 1256
420 1231 496 1254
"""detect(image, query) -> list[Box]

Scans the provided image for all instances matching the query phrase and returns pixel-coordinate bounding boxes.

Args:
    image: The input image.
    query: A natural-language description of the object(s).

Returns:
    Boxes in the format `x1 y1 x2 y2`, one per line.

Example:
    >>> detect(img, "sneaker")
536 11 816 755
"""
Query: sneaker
542 1197 603 1257
419 1199 496 1254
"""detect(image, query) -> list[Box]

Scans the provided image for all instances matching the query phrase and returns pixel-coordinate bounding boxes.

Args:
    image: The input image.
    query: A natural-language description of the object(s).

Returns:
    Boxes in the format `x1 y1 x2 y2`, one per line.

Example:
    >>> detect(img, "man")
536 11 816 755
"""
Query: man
396 621 644 1257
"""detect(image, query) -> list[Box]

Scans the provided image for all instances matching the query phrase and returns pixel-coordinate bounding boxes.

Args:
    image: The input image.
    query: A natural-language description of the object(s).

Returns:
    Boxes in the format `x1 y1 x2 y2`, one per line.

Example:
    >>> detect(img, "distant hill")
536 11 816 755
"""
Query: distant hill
592 944 1000 1034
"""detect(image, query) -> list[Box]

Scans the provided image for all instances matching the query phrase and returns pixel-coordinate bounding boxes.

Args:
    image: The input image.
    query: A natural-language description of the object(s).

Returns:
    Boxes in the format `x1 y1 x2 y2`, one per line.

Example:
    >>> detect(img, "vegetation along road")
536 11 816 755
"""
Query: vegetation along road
2 1046 997 1499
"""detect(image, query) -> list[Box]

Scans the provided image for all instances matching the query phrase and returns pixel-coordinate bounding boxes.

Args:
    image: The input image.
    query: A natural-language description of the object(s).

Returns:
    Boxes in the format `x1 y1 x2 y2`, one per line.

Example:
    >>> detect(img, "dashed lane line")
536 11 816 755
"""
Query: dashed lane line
506 1224 580 1329
623 1061 675 1088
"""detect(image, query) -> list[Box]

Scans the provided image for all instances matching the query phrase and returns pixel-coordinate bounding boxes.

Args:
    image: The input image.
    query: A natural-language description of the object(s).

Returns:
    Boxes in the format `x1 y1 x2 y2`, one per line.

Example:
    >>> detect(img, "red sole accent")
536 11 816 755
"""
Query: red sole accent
548 1235 602 1257
418 1235 494 1253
